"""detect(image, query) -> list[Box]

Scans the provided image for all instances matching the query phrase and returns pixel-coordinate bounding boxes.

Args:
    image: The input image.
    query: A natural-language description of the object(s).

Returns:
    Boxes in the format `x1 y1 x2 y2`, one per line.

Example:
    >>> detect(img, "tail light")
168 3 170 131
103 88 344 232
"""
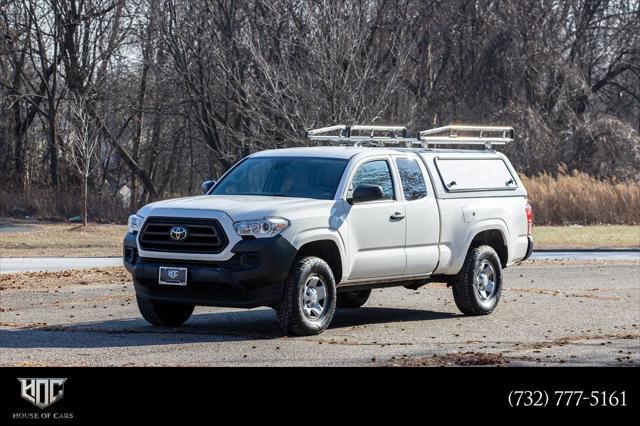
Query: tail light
525 203 533 235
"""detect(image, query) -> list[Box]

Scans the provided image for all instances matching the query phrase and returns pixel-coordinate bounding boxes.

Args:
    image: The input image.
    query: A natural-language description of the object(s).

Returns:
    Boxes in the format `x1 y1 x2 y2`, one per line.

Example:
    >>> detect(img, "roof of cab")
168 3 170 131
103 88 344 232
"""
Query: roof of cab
251 146 507 160
251 146 370 159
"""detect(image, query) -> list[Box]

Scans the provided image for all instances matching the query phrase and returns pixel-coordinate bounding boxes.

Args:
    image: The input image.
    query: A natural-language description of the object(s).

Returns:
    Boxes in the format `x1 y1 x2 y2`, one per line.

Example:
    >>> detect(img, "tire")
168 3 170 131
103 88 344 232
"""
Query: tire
452 245 503 315
337 289 371 308
136 294 194 326
276 256 337 336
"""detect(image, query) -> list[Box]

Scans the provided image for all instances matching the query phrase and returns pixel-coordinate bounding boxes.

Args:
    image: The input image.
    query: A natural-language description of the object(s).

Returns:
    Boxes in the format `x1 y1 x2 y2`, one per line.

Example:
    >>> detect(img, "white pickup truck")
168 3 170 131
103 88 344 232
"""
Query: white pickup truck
123 124 534 335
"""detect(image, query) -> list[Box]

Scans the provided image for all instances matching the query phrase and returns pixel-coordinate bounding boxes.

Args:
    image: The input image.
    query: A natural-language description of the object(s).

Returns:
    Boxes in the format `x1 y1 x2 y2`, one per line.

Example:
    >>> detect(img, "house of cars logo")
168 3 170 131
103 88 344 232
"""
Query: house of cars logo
18 378 66 409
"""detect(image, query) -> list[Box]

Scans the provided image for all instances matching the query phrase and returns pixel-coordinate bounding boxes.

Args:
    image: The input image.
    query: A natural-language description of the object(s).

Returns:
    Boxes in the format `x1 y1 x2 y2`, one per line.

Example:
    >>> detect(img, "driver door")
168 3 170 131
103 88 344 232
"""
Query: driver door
345 158 406 280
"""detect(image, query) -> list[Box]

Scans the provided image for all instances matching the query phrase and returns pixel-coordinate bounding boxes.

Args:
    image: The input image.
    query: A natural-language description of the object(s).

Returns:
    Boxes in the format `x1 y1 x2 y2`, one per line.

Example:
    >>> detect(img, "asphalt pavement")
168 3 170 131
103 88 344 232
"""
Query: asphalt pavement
1 260 638 366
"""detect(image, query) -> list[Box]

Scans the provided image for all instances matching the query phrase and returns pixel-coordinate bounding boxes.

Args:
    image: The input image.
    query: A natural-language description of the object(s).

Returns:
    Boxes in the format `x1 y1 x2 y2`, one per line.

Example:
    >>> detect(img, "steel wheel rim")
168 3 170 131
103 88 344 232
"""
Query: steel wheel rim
475 260 496 301
301 274 328 321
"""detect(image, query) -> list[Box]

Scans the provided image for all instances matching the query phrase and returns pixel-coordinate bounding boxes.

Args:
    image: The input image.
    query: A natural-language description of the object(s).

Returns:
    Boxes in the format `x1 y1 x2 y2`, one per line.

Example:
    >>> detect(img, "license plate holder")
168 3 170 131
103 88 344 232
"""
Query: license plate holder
158 267 188 286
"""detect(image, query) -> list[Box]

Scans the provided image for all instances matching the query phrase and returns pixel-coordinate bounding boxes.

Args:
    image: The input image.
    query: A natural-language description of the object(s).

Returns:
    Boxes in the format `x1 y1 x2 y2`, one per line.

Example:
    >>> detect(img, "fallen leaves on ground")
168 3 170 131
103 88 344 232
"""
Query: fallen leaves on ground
383 351 513 367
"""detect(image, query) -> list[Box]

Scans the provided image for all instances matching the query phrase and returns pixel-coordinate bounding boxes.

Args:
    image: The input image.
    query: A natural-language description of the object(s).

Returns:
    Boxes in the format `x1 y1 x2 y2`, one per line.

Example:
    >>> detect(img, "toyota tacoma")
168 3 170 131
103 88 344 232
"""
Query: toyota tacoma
123 124 534 335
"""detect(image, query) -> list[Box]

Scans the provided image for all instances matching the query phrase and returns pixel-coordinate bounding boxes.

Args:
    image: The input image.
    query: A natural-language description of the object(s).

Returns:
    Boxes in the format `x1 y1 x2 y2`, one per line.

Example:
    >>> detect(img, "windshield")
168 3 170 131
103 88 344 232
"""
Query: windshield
211 156 348 200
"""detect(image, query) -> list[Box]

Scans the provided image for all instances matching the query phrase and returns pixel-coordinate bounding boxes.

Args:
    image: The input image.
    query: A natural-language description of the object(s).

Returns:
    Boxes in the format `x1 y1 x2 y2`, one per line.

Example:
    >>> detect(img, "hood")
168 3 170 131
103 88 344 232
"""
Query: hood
137 195 336 221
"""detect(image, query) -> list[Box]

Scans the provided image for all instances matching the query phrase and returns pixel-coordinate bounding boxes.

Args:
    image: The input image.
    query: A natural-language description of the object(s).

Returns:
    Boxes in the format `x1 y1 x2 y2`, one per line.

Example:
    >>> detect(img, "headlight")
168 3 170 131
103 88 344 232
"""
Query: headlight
128 214 144 234
234 217 289 238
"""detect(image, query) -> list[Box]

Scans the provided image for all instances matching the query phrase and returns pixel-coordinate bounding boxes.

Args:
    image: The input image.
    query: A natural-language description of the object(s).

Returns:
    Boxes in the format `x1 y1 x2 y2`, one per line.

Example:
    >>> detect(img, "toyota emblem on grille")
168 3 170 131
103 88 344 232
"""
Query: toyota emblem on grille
169 226 188 241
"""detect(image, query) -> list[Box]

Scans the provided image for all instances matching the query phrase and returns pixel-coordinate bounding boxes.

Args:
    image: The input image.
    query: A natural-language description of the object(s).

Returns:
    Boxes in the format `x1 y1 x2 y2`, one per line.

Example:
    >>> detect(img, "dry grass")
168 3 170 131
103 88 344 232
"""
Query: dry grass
533 225 640 249
0 221 126 257
2 175 640 258
1 218 638 258
521 169 640 225
2 172 637 227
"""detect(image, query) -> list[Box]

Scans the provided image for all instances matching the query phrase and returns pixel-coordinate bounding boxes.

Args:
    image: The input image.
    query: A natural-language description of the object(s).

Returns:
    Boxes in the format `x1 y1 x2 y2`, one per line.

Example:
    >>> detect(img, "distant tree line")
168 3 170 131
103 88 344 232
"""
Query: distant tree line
1 0 638 215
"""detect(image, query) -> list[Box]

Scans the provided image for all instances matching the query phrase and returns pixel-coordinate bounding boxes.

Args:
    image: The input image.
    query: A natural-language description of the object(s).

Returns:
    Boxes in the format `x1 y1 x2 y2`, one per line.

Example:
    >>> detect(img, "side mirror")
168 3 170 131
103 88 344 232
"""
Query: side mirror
201 180 216 194
349 184 384 204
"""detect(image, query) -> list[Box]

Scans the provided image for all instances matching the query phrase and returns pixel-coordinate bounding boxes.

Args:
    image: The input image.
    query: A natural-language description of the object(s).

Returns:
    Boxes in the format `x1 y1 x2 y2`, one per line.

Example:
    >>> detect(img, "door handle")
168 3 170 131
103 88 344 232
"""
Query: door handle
390 212 405 221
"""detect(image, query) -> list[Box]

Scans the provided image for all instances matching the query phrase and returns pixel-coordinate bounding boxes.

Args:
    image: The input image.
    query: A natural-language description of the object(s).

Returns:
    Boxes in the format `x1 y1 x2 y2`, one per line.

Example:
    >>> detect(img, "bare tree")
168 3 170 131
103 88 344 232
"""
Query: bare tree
1 0 638 222
62 95 100 226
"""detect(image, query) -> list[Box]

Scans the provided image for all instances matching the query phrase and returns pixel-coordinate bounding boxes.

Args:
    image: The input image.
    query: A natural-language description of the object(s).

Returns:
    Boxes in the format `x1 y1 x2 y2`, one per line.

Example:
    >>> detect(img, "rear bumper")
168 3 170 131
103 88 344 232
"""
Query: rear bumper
523 235 534 261
123 232 297 308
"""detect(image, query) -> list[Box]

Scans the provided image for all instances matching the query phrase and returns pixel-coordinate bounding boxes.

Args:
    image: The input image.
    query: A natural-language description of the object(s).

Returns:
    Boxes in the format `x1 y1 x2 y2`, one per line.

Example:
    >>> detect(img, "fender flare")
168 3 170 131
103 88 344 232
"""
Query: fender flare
288 229 349 283
443 219 510 275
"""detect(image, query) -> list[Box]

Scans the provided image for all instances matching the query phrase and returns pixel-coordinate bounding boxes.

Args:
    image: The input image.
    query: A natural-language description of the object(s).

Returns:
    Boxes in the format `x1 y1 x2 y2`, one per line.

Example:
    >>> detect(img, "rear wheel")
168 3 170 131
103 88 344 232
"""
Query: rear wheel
276 256 337 336
136 294 194 326
337 289 371 308
452 245 502 315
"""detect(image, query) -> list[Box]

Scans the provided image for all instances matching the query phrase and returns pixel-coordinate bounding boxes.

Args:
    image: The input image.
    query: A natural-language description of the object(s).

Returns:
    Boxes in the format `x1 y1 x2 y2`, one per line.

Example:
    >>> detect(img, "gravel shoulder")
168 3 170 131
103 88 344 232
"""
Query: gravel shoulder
1 260 638 367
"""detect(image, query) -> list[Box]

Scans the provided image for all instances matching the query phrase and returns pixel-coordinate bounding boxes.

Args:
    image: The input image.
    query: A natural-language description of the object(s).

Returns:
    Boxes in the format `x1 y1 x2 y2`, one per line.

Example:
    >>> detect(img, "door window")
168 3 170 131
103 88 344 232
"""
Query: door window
351 160 395 200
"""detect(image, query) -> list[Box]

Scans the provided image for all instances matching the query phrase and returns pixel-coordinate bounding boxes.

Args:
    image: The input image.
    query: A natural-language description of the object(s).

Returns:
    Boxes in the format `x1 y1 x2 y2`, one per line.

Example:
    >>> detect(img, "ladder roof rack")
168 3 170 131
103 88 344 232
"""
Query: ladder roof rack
419 125 513 149
305 124 514 149
305 124 422 147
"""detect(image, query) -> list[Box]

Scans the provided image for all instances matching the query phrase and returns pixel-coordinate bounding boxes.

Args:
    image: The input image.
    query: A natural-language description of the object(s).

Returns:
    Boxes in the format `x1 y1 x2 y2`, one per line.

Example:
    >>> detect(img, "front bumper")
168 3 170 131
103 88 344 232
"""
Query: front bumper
123 232 297 308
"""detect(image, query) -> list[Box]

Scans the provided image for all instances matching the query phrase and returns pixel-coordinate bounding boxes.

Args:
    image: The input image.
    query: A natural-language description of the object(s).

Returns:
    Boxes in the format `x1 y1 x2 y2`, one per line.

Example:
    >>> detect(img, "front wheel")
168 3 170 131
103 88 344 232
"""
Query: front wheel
452 245 503 315
136 294 194 326
276 256 337 336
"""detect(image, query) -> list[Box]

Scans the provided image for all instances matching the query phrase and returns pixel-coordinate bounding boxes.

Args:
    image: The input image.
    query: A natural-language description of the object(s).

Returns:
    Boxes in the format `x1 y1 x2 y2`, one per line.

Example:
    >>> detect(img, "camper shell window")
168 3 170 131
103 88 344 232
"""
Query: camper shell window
434 157 517 192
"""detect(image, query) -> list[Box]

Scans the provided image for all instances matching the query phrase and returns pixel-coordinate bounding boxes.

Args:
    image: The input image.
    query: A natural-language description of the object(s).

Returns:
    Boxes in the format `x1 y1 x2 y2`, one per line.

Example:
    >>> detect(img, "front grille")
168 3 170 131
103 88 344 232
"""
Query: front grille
139 217 228 254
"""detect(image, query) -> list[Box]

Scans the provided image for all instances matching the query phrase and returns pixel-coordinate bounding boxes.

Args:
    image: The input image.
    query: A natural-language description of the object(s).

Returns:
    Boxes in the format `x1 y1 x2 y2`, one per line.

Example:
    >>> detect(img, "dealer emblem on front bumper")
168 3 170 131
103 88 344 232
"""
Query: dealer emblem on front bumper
169 226 188 241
